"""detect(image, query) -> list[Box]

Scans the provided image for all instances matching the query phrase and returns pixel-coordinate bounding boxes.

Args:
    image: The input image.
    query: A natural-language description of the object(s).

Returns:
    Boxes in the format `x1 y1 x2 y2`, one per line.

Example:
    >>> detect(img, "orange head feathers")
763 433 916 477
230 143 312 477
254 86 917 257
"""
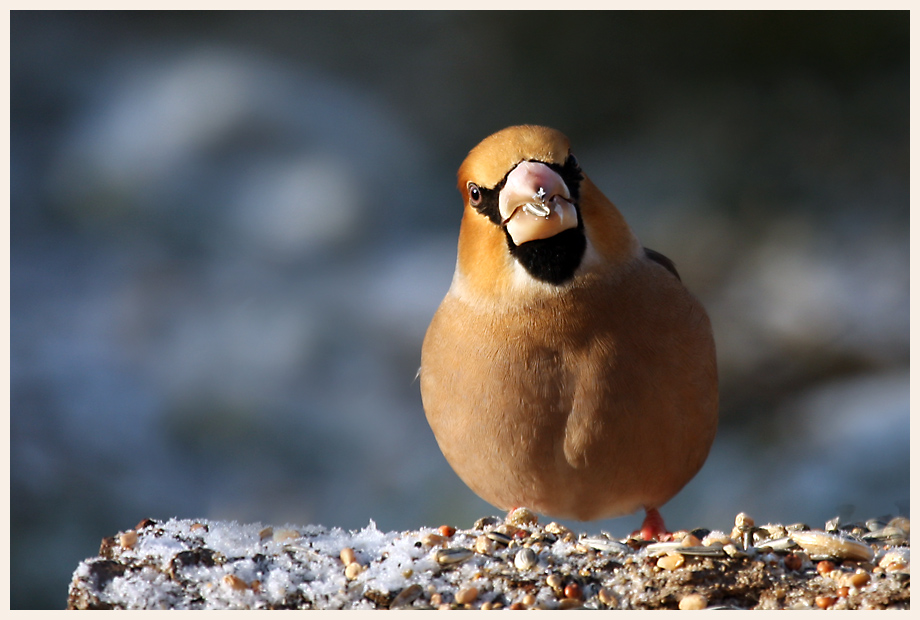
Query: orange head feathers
453 125 642 303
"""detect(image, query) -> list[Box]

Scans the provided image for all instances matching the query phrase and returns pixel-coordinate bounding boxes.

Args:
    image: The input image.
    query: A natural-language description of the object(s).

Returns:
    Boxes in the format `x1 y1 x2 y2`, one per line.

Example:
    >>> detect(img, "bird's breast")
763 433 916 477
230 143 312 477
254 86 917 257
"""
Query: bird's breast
420 260 717 520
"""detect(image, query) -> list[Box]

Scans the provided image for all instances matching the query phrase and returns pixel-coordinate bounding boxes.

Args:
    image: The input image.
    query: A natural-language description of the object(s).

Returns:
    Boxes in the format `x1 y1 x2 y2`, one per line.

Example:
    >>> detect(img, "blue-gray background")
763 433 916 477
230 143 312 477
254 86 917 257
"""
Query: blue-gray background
11 11 909 609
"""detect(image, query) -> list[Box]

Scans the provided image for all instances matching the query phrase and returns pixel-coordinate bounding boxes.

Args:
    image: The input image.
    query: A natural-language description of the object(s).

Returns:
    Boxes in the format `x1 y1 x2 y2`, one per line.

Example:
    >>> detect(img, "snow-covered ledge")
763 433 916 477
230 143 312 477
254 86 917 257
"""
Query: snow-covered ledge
67 515 910 610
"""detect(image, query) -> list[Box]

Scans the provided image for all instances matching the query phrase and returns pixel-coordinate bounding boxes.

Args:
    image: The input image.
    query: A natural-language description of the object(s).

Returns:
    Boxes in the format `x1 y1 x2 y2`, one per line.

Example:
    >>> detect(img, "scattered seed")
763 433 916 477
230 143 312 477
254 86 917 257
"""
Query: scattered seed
340 547 356 565
474 516 502 529
474 535 495 554
678 593 707 610
546 573 563 590
422 533 447 547
250 580 261 593
430 593 443 607
789 530 873 562
763 524 787 538
545 522 573 537
645 541 683 556
582 537 630 555
814 595 836 610
723 544 747 558
836 586 849 598
784 553 803 571
222 574 248 591
506 507 539 526
436 548 474 566
259 527 273 541
509 602 526 610
134 518 156 530
888 516 910 534
735 512 755 529
514 547 537 571
455 587 478 605
564 583 582 600
862 526 908 545
878 549 909 571
816 560 835 575
558 598 583 609
740 529 754 549
119 531 138 549
702 531 732 547
598 587 617 607
344 562 364 580
439 525 457 537
486 531 513 546
681 546 728 557
648 540 728 557
847 570 870 588
680 534 702 547
754 536 795 552
390 584 422 608
657 553 685 570
522 594 536 607
273 529 301 542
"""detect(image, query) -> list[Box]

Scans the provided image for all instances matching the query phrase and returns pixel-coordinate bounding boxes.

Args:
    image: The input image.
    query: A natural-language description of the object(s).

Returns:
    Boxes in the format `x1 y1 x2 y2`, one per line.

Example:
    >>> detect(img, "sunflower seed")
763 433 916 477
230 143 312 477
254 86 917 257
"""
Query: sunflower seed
753 537 796 552
390 584 423 608
581 538 630 555
474 516 502 530
674 545 729 557
644 541 684 556
862 527 907 544
435 548 474 566
486 531 513 546
788 530 873 562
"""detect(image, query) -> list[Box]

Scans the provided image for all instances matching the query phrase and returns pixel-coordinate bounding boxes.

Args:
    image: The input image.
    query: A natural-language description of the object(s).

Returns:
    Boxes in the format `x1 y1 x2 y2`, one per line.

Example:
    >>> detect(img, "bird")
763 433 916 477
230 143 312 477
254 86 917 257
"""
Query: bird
419 125 718 540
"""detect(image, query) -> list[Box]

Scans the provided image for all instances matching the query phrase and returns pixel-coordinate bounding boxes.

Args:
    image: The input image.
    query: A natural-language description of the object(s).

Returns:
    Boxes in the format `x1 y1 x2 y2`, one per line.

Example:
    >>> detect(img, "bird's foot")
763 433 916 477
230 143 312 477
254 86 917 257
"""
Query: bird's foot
632 507 672 541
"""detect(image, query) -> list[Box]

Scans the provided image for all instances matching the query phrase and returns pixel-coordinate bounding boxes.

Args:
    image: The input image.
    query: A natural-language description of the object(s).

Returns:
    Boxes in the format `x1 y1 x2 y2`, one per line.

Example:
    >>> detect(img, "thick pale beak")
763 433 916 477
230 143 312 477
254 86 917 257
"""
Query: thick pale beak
498 161 579 246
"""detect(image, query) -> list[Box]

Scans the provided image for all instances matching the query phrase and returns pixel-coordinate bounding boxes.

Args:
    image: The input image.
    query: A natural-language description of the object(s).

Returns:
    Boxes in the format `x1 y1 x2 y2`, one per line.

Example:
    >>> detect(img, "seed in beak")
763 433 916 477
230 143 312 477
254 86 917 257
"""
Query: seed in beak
522 202 552 218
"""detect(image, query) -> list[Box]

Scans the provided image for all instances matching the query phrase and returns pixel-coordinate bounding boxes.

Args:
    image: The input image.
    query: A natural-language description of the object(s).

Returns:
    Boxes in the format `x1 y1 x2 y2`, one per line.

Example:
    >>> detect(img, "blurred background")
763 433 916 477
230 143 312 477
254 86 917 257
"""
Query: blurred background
10 11 909 609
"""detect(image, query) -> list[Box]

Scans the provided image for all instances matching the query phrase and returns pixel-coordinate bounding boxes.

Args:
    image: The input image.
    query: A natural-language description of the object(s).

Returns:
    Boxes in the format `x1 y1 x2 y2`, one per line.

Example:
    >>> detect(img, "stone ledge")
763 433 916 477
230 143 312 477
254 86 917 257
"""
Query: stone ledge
67 514 910 610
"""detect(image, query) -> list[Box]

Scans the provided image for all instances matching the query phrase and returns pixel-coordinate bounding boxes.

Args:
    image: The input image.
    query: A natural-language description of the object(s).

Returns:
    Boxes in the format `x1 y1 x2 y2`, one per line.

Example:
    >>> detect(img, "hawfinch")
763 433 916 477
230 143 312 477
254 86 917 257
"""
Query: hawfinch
420 125 718 540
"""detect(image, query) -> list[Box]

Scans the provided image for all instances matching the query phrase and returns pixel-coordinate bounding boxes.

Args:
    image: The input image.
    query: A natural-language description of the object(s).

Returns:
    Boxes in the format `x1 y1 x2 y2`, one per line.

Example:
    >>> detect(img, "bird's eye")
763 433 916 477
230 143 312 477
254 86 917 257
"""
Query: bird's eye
468 183 482 206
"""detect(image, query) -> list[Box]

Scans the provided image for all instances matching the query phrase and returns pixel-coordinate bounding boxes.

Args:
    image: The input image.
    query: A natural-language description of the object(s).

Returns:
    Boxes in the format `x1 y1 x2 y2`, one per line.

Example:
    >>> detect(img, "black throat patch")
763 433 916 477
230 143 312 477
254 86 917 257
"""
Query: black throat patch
507 227 587 285
472 155 587 285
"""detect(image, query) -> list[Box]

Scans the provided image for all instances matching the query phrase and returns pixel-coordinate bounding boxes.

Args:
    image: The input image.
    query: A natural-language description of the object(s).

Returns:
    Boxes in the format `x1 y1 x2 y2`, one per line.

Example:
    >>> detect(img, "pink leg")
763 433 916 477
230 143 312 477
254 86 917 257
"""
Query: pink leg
634 507 670 541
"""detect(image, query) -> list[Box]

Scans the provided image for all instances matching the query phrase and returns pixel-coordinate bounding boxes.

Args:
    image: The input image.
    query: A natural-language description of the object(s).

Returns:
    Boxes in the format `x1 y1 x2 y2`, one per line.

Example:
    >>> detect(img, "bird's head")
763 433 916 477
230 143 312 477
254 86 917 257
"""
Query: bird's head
453 125 640 300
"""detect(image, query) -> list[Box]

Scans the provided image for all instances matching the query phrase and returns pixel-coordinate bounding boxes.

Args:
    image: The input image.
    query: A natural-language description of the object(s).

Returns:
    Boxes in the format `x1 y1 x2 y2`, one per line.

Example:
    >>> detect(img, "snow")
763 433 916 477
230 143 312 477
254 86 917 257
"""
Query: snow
68 514 910 610
73 517 485 609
